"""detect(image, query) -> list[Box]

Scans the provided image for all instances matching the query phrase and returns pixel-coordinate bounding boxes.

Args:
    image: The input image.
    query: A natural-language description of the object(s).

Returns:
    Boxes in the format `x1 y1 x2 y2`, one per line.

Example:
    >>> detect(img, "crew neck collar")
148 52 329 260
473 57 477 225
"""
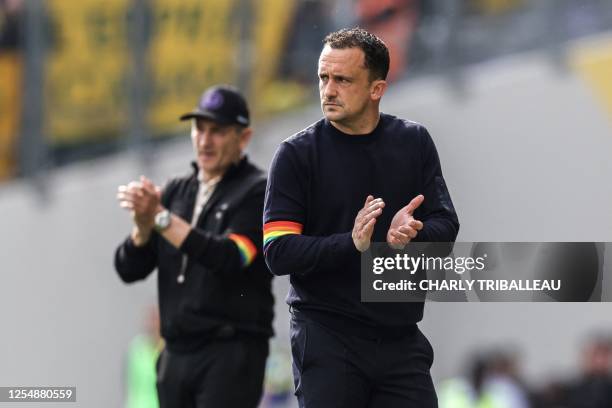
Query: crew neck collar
325 114 385 141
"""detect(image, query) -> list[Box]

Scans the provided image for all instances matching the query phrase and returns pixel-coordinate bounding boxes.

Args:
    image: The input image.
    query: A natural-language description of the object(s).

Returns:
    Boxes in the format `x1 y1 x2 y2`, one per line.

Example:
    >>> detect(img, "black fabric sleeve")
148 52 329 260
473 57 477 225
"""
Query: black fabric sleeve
413 126 460 242
114 234 159 283
264 231 357 277
263 141 359 277
179 179 265 275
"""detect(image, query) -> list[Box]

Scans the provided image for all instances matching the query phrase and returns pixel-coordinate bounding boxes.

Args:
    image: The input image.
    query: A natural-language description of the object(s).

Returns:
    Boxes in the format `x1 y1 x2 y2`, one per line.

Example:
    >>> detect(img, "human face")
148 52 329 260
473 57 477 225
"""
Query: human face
318 45 385 133
191 118 251 180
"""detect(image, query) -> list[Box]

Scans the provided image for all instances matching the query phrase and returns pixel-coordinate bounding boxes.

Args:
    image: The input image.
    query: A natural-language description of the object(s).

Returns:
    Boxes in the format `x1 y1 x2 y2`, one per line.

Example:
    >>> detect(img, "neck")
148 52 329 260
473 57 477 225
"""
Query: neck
199 170 221 183
331 110 380 135
199 154 244 182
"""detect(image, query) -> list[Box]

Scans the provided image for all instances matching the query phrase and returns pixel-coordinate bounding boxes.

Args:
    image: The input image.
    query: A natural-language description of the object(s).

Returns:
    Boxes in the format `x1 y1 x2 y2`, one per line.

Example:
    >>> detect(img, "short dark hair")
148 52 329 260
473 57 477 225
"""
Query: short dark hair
323 27 390 81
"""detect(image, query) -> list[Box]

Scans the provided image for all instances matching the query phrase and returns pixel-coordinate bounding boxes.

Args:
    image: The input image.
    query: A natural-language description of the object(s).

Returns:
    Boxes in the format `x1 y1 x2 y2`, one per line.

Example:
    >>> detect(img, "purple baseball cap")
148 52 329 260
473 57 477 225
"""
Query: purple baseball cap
180 85 250 126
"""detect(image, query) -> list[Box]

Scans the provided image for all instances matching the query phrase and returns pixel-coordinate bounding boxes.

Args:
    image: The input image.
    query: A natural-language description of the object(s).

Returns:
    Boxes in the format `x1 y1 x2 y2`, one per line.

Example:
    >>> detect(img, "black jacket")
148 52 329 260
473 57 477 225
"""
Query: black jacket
115 157 274 352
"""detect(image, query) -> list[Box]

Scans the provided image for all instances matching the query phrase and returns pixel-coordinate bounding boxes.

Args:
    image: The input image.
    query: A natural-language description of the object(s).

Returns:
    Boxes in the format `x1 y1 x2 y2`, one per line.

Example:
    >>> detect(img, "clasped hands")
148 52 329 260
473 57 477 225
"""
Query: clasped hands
352 195 424 252
116 176 163 243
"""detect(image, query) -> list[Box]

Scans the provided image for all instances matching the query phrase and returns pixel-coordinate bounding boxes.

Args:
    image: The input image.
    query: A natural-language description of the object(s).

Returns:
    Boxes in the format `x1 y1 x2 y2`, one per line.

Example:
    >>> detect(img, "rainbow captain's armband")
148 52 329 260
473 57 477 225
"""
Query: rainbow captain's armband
228 233 258 267
263 221 304 247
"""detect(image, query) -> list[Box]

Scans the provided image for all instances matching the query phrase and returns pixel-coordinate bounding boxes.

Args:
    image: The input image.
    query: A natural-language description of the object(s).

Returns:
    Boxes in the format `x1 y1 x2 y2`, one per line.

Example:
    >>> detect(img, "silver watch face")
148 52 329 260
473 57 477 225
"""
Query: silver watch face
155 210 171 230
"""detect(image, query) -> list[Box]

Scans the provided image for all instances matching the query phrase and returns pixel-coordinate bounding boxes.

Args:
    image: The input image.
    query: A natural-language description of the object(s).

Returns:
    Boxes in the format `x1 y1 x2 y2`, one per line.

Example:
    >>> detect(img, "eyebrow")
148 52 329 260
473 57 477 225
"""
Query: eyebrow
318 72 353 81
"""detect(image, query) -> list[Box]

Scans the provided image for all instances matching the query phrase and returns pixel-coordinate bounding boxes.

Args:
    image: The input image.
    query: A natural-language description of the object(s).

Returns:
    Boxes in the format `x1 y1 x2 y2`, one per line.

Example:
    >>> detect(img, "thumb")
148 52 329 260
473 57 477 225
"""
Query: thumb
140 176 156 193
405 194 424 215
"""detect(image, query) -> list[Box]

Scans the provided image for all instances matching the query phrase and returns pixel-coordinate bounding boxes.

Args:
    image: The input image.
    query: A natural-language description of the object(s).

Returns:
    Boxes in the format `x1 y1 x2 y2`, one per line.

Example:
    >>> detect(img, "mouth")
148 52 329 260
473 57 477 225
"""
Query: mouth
199 151 216 160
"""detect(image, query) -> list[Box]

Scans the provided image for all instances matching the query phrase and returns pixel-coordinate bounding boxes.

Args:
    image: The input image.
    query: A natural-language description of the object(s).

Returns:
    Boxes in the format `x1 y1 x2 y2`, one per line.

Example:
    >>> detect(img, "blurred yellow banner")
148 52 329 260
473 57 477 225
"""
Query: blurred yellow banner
571 38 612 122
147 0 239 134
45 0 129 144
41 0 300 146
471 0 524 15
250 0 300 115
0 52 22 180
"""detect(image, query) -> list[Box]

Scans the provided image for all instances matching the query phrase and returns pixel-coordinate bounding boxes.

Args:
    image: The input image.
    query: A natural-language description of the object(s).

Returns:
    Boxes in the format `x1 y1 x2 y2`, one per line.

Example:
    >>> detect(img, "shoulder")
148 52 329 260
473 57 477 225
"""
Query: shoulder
240 159 268 194
381 113 426 135
282 118 325 149
380 113 434 145
270 118 325 168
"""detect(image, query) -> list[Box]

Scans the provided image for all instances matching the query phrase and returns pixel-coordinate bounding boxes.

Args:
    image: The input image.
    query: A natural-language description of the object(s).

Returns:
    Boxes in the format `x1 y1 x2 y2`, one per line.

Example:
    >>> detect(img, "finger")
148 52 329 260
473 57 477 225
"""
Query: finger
362 217 377 238
390 229 410 243
143 183 160 199
359 207 383 229
387 234 405 249
355 197 383 230
400 227 418 240
122 189 148 203
405 194 424 215
367 198 384 208
116 192 136 202
409 220 423 231
398 225 418 239
119 201 134 210
141 176 156 194
120 185 143 197
357 199 383 222
365 199 385 214
126 181 143 195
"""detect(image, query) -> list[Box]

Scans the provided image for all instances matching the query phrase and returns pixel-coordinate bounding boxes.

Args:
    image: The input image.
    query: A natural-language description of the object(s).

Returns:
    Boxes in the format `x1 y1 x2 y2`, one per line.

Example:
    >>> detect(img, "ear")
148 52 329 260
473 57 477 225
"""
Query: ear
238 127 253 150
370 79 387 102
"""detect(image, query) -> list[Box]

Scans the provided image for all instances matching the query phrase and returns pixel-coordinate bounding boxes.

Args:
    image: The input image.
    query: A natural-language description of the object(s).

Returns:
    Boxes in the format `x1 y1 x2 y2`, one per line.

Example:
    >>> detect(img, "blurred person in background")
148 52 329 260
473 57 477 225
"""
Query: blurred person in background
124 305 163 408
264 27 459 407
438 349 531 408
482 350 531 408
438 353 490 408
114 85 274 408
566 335 612 408
355 0 419 81
0 0 23 49
261 340 294 407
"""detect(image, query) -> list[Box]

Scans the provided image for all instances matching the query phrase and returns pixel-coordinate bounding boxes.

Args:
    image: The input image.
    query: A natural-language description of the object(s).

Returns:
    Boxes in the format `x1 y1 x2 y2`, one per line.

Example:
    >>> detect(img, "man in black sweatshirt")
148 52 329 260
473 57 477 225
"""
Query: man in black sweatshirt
264 28 459 407
115 85 273 408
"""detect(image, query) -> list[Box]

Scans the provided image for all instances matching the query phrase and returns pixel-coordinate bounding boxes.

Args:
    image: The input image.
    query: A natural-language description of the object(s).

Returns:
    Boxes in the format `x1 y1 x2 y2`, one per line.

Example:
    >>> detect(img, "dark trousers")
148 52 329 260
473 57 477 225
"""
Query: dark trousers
156 337 268 408
290 312 437 408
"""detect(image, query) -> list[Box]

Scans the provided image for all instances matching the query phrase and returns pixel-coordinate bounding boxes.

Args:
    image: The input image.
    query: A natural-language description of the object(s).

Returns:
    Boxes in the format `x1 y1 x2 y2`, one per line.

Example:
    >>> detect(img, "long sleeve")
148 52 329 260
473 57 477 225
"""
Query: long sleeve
179 179 266 276
413 126 460 242
114 233 158 283
263 142 359 277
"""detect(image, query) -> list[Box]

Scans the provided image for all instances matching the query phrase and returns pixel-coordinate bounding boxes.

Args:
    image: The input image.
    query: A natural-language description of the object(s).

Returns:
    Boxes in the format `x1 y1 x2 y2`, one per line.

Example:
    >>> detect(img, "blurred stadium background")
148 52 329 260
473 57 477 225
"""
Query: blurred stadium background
1 0 612 407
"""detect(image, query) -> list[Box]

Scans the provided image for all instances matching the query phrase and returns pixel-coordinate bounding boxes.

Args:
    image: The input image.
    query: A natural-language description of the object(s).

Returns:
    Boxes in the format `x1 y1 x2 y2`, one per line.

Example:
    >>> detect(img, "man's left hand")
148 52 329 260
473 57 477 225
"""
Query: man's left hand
387 195 424 249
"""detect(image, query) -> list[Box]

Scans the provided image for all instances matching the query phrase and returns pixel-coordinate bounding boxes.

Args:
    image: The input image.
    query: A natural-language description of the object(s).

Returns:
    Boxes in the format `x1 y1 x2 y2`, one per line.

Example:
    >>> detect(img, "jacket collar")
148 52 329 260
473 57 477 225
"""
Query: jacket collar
188 155 250 225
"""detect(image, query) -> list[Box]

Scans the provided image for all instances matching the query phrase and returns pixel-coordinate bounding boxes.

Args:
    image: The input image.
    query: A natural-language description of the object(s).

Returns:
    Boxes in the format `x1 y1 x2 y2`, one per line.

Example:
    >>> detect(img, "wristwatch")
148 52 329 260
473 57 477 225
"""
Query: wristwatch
154 209 171 232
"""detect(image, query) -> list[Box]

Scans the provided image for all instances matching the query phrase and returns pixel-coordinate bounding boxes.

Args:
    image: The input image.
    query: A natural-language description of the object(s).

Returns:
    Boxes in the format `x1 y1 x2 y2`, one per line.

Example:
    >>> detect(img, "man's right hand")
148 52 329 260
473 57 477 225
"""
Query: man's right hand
117 177 161 246
352 195 385 252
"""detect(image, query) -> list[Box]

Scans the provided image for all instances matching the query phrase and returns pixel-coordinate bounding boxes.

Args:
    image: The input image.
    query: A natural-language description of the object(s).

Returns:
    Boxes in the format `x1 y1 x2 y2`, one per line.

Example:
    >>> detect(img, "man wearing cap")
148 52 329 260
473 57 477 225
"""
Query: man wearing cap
114 85 273 408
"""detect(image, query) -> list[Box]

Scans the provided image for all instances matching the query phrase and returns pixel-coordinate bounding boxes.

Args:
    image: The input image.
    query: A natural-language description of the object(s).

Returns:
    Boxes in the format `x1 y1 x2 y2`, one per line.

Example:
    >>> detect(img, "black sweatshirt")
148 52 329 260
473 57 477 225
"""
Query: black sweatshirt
263 114 459 337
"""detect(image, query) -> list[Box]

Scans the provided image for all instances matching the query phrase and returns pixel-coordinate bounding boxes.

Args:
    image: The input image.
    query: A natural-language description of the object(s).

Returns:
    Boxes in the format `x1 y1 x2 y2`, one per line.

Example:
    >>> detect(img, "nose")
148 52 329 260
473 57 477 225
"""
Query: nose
322 80 337 101
195 128 211 148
